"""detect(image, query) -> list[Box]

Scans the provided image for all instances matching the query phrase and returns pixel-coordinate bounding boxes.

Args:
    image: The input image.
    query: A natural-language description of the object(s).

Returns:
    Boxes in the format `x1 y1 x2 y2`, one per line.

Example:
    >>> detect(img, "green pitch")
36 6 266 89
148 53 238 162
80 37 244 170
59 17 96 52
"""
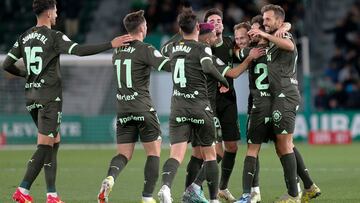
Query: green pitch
1 143 359 202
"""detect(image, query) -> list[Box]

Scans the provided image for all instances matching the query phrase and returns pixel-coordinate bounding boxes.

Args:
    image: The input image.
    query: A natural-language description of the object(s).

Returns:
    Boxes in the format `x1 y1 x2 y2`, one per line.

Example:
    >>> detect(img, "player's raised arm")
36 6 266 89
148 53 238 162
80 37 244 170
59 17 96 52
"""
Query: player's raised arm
2 40 26 77
54 31 133 56
227 47 265 78
145 45 171 72
200 56 229 88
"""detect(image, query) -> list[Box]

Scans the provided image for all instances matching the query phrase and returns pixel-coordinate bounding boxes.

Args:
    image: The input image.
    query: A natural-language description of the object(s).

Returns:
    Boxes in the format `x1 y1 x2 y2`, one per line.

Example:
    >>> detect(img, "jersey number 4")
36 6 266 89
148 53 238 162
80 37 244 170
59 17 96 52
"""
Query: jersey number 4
24 46 43 75
114 59 132 88
173 58 187 87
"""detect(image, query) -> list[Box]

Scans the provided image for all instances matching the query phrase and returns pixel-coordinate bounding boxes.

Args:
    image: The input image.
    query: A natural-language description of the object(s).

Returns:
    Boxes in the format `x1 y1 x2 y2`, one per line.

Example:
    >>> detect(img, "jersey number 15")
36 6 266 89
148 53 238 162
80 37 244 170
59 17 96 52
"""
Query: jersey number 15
24 46 43 75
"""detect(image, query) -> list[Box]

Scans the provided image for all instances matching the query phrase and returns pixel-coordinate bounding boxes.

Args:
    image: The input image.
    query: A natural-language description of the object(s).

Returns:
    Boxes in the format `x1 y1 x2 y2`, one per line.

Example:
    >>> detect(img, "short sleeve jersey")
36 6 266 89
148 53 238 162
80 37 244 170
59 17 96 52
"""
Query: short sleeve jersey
266 33 298 93
207 55 230 110
166 40 213 110
212 36 237 99
238 45 270 98
7 26 78 100
113 40 169 112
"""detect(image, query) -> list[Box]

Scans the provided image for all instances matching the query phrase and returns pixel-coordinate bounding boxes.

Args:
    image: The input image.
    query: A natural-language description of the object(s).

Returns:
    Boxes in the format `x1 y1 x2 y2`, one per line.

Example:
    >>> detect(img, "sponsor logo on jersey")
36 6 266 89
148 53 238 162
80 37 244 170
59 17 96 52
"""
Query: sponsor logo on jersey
25 82 42 89
176 117 205 125
173 89 198 99
26 103 44 111
260 91 271 97
116 92 138 101
118 115 145 124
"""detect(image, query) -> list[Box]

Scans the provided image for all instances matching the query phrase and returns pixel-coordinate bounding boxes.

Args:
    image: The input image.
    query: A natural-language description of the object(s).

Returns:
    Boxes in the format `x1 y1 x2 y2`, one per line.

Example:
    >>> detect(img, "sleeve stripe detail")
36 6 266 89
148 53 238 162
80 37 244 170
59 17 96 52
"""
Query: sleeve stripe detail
200 57 212 63
68 43 78 54
7 53 19 61
157 58 170 71
222 66 231 76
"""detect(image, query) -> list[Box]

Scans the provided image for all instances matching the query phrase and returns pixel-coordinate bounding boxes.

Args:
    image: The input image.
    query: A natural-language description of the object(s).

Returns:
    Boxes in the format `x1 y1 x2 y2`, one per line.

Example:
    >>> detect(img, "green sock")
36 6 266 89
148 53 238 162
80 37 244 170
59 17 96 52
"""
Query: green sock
142 156 160 197
107 154 128 180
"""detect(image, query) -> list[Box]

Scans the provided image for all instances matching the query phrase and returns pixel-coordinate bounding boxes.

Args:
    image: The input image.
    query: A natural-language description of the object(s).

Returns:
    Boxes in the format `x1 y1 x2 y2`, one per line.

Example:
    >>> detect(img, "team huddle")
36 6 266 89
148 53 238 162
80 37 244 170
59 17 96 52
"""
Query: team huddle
2 0 322 203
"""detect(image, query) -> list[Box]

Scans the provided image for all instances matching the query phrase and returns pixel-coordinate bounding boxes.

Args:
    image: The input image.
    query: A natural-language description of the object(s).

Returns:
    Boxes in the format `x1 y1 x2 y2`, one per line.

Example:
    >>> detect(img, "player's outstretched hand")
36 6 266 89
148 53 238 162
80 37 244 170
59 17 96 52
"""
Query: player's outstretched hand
248 28 269 39
111 34 134 48
249 47 266 60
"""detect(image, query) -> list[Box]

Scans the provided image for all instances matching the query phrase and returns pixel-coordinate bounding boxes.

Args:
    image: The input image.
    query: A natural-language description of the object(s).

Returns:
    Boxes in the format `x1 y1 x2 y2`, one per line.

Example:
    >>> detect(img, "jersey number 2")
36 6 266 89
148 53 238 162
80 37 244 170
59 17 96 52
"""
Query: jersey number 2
24 47 43 75
173 58 187 87
115 59 132 88
254 63 269 90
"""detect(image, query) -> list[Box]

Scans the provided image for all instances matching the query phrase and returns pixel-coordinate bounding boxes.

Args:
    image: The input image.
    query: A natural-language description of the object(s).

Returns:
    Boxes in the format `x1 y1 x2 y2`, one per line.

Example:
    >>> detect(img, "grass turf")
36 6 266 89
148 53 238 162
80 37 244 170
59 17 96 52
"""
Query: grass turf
1 143 360 202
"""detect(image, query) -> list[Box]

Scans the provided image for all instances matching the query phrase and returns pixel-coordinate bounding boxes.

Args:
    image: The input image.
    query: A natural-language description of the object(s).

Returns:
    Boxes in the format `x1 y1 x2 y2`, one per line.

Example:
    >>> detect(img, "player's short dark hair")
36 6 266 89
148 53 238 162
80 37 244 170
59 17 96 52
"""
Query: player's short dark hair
233 22 251 31
33 0 57 16
177 11 198 34
261 4 285 20
123 10 146 34
251 15 263 26
251 15 266 31
204 8 223 22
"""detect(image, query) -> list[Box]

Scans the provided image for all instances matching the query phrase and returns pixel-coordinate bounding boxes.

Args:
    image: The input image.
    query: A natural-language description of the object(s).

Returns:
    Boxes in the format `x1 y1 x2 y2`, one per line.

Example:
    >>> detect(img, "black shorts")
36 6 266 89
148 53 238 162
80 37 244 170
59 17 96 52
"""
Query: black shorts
191 116 222 147
169 107 215 147
26 99 62 137
271 87 300 135
216 101 240 141
116 111 161 144
247 96 275 144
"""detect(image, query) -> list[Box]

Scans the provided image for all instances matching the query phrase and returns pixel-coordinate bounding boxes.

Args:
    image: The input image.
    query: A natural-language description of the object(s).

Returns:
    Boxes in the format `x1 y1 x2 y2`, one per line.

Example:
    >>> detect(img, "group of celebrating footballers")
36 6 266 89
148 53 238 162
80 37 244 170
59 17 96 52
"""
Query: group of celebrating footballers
2 0 322 203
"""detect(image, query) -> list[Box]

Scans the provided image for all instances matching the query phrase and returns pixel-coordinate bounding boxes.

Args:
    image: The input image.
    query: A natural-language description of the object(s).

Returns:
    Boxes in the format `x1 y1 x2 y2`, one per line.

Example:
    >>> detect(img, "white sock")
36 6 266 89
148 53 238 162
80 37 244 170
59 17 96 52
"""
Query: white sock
297 182 302 193
47 192 58 197
18 187 29 195
142 196 154 201
191 183 201 190
251 186 260 193
210 200 220 203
